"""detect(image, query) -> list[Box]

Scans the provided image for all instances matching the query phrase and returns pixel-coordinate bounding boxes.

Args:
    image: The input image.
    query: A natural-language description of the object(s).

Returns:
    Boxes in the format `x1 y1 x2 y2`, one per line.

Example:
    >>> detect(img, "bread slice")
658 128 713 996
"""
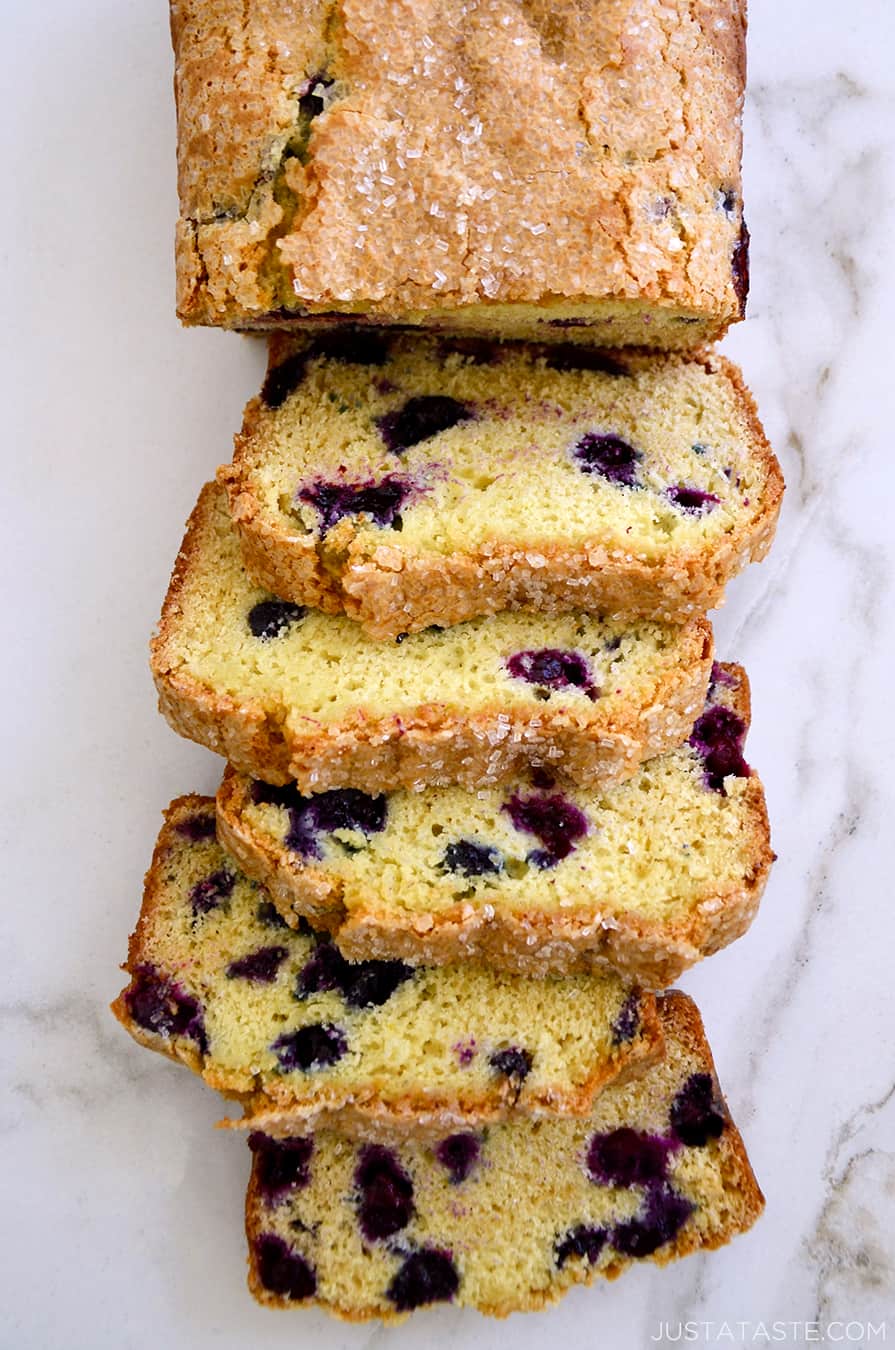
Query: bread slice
151 483 713 792
111 796 663 1137
221 336 782 639
244 992 764 1320
216 663 771 984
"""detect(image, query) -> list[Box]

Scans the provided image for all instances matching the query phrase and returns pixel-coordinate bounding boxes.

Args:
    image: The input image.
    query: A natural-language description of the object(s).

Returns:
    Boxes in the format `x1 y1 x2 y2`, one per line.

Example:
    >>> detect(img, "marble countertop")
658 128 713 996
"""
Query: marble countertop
3 1 893 1345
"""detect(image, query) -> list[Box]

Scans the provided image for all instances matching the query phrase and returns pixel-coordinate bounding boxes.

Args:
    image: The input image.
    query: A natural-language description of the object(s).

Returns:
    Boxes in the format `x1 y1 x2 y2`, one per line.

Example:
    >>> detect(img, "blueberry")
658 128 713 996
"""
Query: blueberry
271 1023 347 1072
545 346 629 376
251 781 302 809
506 648 598 699
189 868 235 916
261 353 308 409
253 1233 317 1301
255 899 293 931
435 1133 481 1185
295 941 350 998
284 788 388 860
708 662 737 695
125 966 207 1052
611 1185 694 1257
611 991 641 1044
555 1224 608 1269
174 812 216 841
297 70 334 121
247 599 306 640
574 433 641 487
438 336 500 363
377 395 473 453
688 705 749 793
489 1046 532 1085
248 1133 314 1202
355 1145 414 1241
385 1248 460 1311
732 219 750 314
298 475 414 534
295 941 412 1008
440 839 502 877
666 485 720 514
309 330 389 365
669 1073 726 1147
226 945 289 983
503 792 588 868
586 1128 672 1188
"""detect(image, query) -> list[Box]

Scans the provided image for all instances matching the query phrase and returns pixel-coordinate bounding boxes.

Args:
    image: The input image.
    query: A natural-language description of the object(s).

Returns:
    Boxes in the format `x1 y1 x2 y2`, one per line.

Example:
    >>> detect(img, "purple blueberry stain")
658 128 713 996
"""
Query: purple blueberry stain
189 868 235 917
611 1185 694 1258
297 475 415 534
506 648 598 700
544 346 629 376
440 839 502 878
489 1046 533 1087
530 767 556 790
385 1247 460 1311
271 1022 347 1072
707 661 737 696
573 432 641 487
586 1128 673 1188
377 395 473 453
667 485 720 514
247 599 307 640
174 812 216 841
355 1145 414 1242
503 792 589 868
732 219 750 314
438 336 501 363
453 1037 476 1066
261 353 308 409
125 965 208 1053
248 1132 314 1203
688 705 750 793
226 945 289 984
670 1073 727 1147
254 1233 317 1301
435 1134 481 1185
555 1224 608 1269
611 991 641 1044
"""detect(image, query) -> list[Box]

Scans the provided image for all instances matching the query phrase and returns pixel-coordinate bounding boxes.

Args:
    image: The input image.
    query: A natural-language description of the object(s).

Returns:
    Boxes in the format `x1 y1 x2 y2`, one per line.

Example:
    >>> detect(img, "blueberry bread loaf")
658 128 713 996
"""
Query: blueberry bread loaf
112 796 662 1136
172 0 748 346
151 483 713 792
221 334 782 638
245 992 763 1320
216 663 771 984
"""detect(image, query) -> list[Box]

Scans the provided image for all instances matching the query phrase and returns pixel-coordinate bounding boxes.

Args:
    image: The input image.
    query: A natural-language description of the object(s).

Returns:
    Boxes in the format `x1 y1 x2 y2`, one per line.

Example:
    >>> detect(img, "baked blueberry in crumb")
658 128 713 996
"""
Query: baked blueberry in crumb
611 991 641 1044
255 899 293 931
555 1224 608 1269
731 219 750 313
441 839 502 877
573 432 641 486
298 475 414 534
272 1023 347 1072
283 788 388 860
489 1046 533 1085
386 1248 460 1311
586 1128 672 1188
174 812 216 841
261 353 308 408
688 705 749 793
435 1133 481 1184
125 965 207 1052
225 945 289 983
355 1145 414 1241
296 941 412 1009
309 330 389 365
247 599 307 640
667 485 720 514
251 781 301 809
377 395 473 453
249 1133 313 1202
189 868 235 916
507 648 598 700
708 661 737 694
545 346 629 376
503 792 588 868
611 1185 694 1257
254 1233 317 1301
670 1073 727 1146
437 336 500 363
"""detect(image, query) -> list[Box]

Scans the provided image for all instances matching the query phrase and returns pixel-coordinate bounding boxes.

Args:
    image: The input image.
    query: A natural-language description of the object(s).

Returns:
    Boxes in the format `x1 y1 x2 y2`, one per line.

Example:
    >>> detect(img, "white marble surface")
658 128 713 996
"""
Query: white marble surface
3 1 894 1345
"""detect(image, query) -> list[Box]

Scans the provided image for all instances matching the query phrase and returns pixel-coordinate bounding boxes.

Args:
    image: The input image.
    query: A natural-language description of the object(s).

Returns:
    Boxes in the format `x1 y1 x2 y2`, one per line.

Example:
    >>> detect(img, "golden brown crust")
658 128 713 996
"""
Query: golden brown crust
244 993 764 1319
172 0 748 340
111 795 664 1136
222 347 784 639
216 663 774 986
151 483 715 791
